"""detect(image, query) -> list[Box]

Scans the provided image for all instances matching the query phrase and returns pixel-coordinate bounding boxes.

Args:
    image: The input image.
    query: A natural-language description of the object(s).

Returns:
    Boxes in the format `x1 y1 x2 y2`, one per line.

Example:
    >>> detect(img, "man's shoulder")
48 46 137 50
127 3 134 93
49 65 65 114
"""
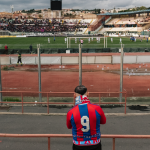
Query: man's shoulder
67 105 78 114
88 103 100 108
87 103 102 112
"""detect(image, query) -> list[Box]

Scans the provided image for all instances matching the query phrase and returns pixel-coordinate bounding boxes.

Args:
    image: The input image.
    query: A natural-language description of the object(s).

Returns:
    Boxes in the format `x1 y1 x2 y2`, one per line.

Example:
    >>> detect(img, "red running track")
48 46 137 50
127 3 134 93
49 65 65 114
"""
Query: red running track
1 63 150 97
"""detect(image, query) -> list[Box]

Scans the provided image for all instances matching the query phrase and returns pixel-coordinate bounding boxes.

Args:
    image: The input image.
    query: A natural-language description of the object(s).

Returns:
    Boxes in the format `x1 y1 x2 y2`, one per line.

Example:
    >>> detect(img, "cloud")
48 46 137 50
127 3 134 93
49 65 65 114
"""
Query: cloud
0 0 149 12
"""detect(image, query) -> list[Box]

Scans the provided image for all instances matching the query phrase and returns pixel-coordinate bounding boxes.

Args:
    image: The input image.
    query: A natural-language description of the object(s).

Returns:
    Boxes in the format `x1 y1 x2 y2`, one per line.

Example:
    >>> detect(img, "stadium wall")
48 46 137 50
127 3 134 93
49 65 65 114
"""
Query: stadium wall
1 55 150 65
112 56 137 64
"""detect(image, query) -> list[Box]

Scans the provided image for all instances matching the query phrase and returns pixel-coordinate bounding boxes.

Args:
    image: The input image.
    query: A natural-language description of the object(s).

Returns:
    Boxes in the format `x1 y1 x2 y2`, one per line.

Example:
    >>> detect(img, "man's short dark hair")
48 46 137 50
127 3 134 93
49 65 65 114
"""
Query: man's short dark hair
74 85 87 95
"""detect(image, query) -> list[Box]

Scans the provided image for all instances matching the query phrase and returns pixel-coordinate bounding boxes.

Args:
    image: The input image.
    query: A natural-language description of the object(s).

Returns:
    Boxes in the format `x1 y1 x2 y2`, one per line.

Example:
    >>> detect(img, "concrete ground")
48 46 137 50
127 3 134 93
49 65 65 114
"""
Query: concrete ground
0 105 150 150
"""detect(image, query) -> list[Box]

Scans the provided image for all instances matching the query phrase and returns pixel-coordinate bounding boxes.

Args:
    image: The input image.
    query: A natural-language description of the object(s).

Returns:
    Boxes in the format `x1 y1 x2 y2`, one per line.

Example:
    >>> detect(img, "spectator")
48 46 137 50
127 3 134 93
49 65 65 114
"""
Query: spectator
29 44 33 54
4 44 8 54
67 85 106 150
0 18 89 33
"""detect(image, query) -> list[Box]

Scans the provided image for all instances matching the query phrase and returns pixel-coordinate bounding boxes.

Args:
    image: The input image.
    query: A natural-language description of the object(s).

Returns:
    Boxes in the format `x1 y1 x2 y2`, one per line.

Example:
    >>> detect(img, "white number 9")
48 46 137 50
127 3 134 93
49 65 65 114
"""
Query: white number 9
81 116 90 132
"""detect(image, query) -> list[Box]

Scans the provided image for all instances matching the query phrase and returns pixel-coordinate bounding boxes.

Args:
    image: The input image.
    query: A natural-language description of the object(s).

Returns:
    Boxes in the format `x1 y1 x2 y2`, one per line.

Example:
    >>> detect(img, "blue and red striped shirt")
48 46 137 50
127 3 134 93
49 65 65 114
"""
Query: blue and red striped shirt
67 98 106 146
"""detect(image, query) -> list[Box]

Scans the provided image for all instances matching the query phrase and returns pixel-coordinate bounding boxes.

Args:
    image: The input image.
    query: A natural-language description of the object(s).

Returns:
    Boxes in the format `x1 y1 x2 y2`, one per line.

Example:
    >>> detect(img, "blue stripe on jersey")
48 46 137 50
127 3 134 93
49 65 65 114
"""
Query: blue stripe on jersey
70 114 77 141
95 110 101 139
78 104 91 141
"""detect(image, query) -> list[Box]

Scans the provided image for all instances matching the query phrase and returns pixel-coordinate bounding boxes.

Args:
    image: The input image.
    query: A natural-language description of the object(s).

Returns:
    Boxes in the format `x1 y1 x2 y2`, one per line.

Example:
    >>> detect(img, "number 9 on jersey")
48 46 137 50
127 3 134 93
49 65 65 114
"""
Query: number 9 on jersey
81 116 90 132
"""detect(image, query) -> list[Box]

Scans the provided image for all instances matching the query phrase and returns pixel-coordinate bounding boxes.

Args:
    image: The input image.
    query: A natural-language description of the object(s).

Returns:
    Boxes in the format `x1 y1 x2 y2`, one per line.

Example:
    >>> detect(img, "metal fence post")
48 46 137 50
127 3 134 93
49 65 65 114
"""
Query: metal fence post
38 44 42 103
21 92 24 114
113 138 115 150
47 93 49 114
119 44 124 102
125 93 127 114
104 35 105 48
0 57 2 104
48 137 50 150
79 44 82 85
67 37 68 48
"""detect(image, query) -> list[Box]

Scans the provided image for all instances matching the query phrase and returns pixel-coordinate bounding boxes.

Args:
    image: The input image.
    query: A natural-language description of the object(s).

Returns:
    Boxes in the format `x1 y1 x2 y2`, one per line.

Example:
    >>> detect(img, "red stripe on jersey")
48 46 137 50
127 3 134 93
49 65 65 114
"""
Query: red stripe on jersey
88 104 97 140
73 106 84 141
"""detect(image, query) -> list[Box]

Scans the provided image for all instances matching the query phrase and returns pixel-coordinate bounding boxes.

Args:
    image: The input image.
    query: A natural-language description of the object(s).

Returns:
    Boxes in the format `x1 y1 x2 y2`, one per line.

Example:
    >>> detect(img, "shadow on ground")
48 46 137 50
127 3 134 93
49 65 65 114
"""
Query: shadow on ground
128 105 150 111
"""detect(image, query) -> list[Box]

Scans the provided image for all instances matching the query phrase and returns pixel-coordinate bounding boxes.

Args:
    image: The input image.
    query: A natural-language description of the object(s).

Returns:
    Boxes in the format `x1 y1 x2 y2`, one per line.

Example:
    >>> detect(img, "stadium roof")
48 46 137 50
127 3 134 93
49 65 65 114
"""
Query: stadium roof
98 9 150 16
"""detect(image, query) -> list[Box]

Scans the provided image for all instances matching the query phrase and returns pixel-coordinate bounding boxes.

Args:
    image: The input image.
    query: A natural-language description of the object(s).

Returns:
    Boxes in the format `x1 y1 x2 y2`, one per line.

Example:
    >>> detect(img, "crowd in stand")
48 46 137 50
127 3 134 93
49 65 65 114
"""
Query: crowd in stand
0 18 89 32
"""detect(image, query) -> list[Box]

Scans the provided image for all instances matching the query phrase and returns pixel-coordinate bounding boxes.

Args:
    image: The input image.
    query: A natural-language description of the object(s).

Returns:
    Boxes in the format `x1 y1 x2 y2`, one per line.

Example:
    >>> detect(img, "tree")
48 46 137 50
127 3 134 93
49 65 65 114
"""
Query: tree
39 14 42 19
139 6 147 10
97 9 101 14
22 10 26 13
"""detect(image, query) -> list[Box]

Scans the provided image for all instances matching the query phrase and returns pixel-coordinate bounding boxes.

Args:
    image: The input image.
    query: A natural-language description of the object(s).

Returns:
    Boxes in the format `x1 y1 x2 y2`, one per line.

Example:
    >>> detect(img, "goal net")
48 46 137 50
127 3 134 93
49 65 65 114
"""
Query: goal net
67 37 106 49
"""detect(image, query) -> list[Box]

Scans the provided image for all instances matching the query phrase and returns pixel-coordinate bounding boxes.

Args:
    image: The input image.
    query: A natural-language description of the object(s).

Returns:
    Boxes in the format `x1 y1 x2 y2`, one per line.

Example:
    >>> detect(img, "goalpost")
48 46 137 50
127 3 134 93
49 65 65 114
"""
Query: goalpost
67 36 107 48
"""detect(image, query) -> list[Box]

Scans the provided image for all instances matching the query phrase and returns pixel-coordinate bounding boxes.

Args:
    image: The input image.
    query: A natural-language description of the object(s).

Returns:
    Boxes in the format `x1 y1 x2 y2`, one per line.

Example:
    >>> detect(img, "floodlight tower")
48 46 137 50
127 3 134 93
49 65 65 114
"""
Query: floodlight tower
10 5 14 19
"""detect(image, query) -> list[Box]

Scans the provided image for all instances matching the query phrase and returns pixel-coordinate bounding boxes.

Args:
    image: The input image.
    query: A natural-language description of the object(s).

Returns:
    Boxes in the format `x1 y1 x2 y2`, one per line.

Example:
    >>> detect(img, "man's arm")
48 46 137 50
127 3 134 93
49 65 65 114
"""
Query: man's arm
99 107 106 124
66 111 72 129
96 106 106 124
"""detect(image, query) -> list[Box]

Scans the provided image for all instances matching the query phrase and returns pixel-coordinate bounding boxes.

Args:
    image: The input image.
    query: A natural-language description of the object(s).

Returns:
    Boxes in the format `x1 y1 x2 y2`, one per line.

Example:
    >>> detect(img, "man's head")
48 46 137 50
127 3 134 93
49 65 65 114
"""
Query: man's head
74 85 87 97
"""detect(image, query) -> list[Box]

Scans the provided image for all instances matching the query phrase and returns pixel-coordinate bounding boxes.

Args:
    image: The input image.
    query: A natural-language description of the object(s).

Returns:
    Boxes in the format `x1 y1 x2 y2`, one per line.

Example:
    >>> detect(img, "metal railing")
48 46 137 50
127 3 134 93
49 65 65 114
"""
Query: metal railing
0 133 149 150
0 91 127 114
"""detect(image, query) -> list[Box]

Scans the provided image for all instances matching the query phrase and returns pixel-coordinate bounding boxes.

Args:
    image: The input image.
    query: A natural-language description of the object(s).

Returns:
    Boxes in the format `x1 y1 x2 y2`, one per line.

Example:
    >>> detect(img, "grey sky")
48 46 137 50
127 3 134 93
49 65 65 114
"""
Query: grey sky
0 0 149 12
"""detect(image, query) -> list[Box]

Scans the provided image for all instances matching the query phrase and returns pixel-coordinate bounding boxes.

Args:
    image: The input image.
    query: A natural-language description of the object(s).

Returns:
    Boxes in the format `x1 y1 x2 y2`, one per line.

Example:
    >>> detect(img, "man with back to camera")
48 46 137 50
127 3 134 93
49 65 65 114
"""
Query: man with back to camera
66 85 106 150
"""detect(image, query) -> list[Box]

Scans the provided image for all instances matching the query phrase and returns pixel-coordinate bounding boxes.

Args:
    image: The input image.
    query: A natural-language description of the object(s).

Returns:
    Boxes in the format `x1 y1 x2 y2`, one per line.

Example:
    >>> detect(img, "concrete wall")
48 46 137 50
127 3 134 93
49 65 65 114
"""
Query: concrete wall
2 55 150 65
112 56 136 64
1 57 10 65
62 57 78 64
36 57 61 64
96 56 112 64
11 57 35 64
137 56 150 63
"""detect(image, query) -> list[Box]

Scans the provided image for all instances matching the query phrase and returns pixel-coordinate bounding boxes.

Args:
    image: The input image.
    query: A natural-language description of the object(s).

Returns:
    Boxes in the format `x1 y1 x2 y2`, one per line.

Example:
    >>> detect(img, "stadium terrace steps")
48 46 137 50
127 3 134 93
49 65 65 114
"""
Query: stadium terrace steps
83 19 94 34
99 27 143 33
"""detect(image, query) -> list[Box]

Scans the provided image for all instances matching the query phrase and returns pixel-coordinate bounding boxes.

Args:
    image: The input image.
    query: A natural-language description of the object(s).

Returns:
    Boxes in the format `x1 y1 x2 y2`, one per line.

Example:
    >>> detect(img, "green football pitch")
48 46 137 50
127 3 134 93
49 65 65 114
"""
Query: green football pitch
0 36 150 49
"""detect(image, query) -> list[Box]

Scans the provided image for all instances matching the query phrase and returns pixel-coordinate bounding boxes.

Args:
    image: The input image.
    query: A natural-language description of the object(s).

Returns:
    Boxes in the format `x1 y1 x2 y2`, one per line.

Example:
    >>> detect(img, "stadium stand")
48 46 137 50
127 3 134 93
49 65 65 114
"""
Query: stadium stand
0 18 91 33
95 10 150 35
